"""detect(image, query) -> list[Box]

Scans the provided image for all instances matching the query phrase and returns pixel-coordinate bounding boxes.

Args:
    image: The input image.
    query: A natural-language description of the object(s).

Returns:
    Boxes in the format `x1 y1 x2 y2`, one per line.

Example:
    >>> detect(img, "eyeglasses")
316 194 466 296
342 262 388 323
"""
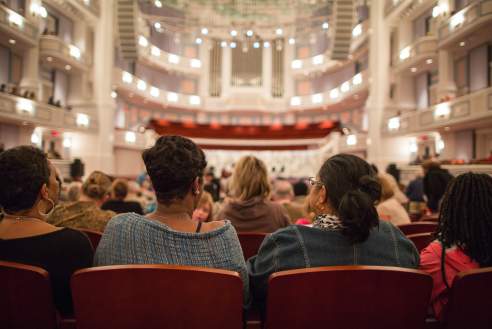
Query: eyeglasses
308 177 323 187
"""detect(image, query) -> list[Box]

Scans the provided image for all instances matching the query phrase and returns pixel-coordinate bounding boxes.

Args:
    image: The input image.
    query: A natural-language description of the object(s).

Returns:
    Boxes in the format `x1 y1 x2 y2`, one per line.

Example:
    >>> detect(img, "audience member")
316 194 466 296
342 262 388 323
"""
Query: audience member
372 164 408 204
272 179 306 223
48 171 115 232
67 182 82 202
405 173 426 218
248 154 419 309
216 156 290 233
94 136 248 301
192 191 214 222
420 173 492 321
422 160 453 213
376 174 411 225
101 179 144 215
292 179 309 205
204 170 220 202
0 146 93 316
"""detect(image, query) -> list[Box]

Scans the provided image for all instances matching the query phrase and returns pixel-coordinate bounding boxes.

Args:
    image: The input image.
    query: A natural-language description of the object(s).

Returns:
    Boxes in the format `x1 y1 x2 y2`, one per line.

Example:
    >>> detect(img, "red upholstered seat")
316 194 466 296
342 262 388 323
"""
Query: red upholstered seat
398 222 438 236
71 264 243 329
407 233 435 252
76 228 102 250
264 265 432 329
445 267 492 329
238 232 268 260
0 260 58 329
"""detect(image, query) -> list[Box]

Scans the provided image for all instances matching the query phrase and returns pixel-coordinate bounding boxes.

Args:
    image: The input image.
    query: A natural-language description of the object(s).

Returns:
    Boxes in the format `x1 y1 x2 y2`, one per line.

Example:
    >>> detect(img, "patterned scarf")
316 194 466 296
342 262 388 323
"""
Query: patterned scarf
312 214 345 231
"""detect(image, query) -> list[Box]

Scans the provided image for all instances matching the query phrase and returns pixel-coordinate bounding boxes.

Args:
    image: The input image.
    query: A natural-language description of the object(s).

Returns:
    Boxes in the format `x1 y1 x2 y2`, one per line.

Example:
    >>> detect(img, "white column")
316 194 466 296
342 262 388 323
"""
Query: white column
199 40 210 97
68 20 89 104
436 49 456 101
19 47 40 99
262 44 272 98
283 41 295 100
221 46 231 98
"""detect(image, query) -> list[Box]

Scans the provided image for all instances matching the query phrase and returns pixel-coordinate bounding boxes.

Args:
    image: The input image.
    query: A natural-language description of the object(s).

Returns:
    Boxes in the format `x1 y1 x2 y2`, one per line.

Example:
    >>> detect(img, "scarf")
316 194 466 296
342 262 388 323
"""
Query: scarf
312 214 345 231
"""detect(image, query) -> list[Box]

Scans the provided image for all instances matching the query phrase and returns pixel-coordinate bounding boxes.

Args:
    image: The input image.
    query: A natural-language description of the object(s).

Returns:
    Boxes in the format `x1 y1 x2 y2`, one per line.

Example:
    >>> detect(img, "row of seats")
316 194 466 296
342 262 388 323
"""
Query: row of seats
1 260 491 329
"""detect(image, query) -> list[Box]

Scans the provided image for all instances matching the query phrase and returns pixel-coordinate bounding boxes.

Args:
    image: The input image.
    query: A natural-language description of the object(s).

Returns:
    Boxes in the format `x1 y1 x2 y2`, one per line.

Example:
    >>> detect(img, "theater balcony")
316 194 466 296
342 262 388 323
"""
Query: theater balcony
383 86 492 136
113 68 201 109
72 0 100 18
392 36 438 76
137 37 202 76
0 4 39 47
350 20 369 53
0 92 98 132
39 35 90 72
438 0 492 49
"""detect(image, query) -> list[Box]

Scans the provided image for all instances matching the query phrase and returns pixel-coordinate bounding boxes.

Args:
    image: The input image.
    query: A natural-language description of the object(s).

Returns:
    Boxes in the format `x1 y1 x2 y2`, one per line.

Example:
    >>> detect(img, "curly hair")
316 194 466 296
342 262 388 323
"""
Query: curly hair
0 146 50 213
82 171 112 200
318 154 381 243
437 172 492 267
142 136 207 205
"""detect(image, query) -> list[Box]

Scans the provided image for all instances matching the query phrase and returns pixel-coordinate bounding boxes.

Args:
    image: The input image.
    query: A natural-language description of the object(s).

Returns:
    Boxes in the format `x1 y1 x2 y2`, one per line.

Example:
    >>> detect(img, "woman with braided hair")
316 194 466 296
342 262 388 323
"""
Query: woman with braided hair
420 172 492 321
248 154 419 309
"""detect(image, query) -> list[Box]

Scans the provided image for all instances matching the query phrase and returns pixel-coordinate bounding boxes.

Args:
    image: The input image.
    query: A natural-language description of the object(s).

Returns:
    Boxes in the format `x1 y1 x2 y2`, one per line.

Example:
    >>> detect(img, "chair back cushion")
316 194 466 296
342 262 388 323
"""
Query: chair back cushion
71 264 243 329
0 260 57 329
407 233 435 252
397 222 438 236
238 232 267 260
264 265 432 329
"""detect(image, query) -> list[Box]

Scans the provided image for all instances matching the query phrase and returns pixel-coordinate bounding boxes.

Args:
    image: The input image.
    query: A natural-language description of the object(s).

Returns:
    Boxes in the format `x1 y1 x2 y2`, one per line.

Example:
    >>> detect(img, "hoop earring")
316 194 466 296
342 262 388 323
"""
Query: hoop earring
38 198 55 217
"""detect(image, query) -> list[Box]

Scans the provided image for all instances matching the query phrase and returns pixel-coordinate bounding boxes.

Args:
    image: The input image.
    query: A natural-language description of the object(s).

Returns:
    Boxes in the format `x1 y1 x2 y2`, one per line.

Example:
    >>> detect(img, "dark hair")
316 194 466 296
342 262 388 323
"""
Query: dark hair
0 146 50 213
142 136 207 205
437 173 492 267
293 180 308 196
386 163 400 183
112 179 129 200
318 154 381 243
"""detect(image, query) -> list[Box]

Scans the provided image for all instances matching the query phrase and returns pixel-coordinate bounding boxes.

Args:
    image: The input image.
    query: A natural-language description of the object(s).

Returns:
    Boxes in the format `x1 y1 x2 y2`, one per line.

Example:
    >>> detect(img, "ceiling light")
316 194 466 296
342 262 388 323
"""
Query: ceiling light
263 41 270 48
253 41 260 49
137 79 147 91
460 41 466 47
151 46 161 57
221 41 227 48
69 45 81 59
150 86 160 97
346 134 357 146
290 96 301 106
8 39 15 45
388 117 400 130
426 58 433 64
352 73 362 85
154 22 161 30
76 113 90 127
122 71 133 83
246 30 254 37
411 67 417 73
322 22 329 30
46 56 53 62
291 60 302 69
189 95 200 105
17 99 34 114
65 64 71 71
8 11 23 27
154 0 162 8
138 36 148 47
168 54 180 64
352 24 362 37
230 30 237 37
275 28 283 35
399 46 410 60
125 131 136 144
434 103 450 118
111 91 117 98
201 27 208 35
63 137 72 148
230 42 237 49
330 88 339 99
288 38 295 45
450 11 464 29
312 55 324 65
312 93 323 104
195 37 203 45
190 59 201 68
167 92 178 102
341 81 350 93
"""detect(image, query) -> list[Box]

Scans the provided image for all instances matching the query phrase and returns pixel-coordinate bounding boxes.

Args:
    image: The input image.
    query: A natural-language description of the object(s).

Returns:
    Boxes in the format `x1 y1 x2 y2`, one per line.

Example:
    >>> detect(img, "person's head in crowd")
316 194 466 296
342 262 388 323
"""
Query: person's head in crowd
308 154 381 243
192 191 214 222
378 174 395 203
81 171 112 205
67 182 82 202
421 160 441 174
0 146 59 219
386 163 400 183
111 179 129 201
293 180 308 197
272 180 295 203
230 155 270 201
437 173 492 267
142 135 207 214
204 171 214 184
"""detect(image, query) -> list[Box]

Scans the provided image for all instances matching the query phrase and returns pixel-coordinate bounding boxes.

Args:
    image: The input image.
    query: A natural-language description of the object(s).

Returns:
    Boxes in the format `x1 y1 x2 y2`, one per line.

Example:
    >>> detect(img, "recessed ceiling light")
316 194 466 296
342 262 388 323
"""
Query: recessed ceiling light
288 38 295 45
201 27 208 35
230 30 237 37
460 41 466 47
411 67 417 73
154 22 161 30
246 30 253 37
426 58 433 64
65 64 71 71
275 28 283 35
322 22 329 30
8 39 16 45
46 56 53 62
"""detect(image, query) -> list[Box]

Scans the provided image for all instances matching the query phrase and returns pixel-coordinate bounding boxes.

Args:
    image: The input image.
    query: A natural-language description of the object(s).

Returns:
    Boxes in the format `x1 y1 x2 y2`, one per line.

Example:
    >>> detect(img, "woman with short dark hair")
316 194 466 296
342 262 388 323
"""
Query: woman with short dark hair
248 154 419 307
94 136 248 300
0 146 93 316
420 173 492 321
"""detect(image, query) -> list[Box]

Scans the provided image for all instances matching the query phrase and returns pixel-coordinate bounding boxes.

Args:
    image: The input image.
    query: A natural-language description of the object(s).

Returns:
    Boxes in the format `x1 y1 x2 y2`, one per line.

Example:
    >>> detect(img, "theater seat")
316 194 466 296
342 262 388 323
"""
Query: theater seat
445 267 492 329
0 260 58 329
407 233 435 252
76 228 102 250
264 265 432 329
71 264 243 329
397 222 438 236
238 232 268 260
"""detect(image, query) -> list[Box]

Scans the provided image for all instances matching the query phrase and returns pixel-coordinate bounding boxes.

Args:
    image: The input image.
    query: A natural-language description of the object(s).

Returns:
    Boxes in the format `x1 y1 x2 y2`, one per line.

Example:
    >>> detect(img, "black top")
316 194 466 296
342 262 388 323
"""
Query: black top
101 199 144 215
0 228 93 316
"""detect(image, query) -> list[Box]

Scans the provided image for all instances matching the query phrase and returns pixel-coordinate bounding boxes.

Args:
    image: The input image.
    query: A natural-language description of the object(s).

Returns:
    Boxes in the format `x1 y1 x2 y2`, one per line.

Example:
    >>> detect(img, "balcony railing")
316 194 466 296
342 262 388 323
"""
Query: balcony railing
40 35 90 70
383 86 492 135
350 20 370 52
0 4 39 45
393 36 438 73
290 70 369 109
0 92 98 131
438 0 492 47
74 0 100 16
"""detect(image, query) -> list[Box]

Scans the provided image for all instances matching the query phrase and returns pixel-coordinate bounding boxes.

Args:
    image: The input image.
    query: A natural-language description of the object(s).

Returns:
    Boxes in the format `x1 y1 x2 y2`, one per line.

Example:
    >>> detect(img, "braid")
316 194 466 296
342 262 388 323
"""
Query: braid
437 173 492 267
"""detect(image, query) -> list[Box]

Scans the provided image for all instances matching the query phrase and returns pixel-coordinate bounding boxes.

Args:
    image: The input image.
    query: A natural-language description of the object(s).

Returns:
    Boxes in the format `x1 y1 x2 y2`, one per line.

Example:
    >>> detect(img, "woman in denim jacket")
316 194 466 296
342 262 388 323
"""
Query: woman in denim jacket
248 154 419 307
